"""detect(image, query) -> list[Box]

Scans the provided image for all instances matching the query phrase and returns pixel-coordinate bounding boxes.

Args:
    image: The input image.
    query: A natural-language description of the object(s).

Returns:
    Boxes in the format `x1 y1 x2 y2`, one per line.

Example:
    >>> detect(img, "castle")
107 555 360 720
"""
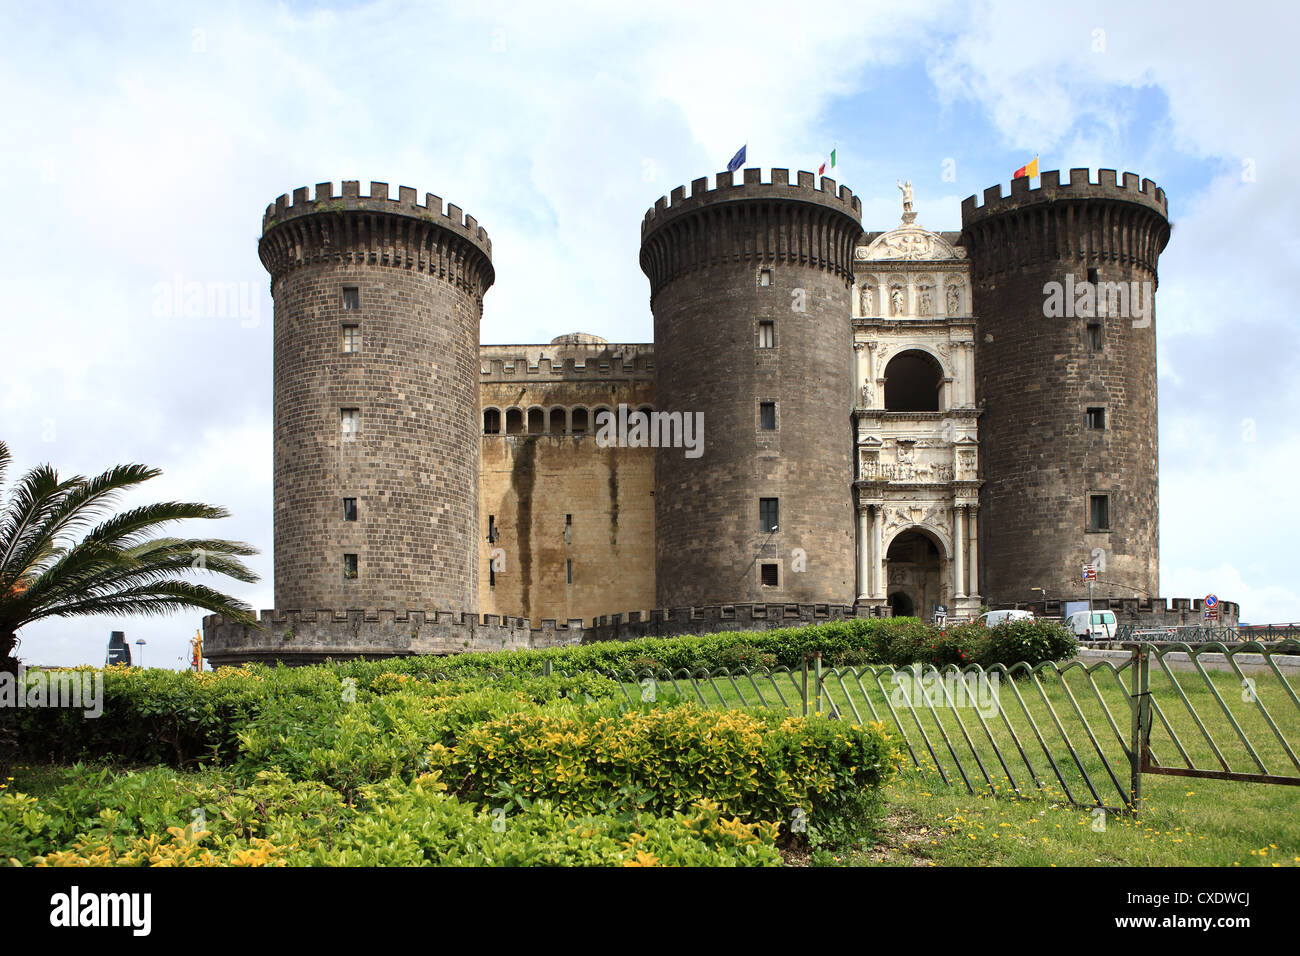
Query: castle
203 168 1237 666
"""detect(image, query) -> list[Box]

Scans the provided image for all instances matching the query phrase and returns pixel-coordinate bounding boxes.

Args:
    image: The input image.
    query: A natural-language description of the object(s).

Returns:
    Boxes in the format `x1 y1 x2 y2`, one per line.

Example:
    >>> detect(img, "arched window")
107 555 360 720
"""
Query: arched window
884 350 944 412
549 407 567 434
505 408 524 435
527 407 544 434
483 408 500 434
571 407 589 435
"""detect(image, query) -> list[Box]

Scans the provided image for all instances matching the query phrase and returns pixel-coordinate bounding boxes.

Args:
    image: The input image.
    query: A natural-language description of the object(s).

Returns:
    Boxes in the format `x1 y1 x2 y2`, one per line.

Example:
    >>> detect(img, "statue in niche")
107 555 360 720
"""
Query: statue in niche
890 286 905 315
918 287 933 316
861 285 874 315
947 283 961 315
860 382 873 407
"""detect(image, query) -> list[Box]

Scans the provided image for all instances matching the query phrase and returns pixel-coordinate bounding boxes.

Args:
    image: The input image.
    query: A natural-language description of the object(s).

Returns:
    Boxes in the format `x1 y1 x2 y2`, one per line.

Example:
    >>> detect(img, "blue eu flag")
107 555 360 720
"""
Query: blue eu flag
726 145 746 172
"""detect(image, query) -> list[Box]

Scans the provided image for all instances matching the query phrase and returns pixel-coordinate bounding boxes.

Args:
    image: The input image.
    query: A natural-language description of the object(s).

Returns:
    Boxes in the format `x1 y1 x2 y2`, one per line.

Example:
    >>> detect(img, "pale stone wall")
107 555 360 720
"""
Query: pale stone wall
477 339 656 624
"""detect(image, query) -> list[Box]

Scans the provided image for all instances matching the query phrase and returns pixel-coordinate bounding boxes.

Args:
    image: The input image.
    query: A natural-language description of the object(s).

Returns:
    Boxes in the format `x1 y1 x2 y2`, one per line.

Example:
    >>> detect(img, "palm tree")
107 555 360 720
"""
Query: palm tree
0 439 260 673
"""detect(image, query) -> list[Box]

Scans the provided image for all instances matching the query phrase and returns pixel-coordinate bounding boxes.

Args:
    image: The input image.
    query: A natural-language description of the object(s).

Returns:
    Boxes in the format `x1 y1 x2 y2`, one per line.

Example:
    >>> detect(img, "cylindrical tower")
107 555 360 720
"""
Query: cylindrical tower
960 168 1169 602
260 180 494 612
640 168 862 606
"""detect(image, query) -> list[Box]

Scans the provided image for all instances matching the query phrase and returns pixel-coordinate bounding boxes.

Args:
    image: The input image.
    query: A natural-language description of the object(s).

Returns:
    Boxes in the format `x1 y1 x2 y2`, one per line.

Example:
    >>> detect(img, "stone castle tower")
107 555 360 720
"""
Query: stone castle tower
259 182 494 613
960 170 1170 601
640 169 862 606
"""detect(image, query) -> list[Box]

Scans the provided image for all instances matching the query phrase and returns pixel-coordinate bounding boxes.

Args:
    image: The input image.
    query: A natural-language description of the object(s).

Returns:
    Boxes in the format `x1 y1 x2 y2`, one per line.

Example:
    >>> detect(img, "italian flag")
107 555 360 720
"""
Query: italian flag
819 148 837 176
1014 155 1039 179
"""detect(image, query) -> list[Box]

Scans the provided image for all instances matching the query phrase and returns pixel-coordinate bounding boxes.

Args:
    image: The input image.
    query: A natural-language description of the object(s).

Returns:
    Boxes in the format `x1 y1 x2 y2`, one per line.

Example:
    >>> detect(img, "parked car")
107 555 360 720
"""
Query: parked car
977 609 1035 627
1066 609 1118 640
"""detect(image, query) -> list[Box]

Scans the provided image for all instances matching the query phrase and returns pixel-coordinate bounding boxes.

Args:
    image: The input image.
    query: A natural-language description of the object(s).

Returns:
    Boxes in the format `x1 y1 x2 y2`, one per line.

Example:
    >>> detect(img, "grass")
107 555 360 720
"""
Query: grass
844 768 1300 867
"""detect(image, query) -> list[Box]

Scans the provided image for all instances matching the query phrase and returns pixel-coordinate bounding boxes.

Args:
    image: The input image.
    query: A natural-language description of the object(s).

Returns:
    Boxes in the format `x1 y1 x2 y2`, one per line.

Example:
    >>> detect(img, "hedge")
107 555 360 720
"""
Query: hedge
2 767 783 867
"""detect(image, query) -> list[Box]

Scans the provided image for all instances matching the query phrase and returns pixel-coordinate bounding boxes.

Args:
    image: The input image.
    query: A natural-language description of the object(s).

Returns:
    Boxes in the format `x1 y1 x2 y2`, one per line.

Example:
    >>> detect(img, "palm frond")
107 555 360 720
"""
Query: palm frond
0 442 260 646
27 579 259 628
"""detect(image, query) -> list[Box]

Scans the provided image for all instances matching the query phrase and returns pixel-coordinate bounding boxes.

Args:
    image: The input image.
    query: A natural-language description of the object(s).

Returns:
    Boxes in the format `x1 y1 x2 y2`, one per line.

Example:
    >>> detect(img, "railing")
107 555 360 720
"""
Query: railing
1111 624 1300 644
535 640 1300 816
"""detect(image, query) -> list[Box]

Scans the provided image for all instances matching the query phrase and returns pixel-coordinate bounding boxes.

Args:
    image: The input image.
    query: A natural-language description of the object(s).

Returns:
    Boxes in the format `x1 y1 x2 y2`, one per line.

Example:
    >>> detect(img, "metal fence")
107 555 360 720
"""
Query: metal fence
1111 623 1300 643
571 640 1300 815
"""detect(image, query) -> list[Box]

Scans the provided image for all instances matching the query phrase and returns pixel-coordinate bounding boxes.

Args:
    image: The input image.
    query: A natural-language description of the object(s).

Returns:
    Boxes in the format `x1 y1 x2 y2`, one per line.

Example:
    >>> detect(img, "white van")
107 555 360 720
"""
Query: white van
1066 610 1117 640
977 609 1035 627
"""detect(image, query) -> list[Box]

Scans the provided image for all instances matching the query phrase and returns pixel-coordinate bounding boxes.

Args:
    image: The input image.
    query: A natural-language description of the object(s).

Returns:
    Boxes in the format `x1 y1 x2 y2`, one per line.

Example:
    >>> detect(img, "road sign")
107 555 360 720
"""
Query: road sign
1205 594 1218 609
1082 565 1097 582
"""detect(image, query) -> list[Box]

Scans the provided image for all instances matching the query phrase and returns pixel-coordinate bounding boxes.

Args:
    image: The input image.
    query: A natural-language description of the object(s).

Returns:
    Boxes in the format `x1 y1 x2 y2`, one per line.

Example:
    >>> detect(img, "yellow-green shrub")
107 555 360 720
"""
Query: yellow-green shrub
432 704 902 843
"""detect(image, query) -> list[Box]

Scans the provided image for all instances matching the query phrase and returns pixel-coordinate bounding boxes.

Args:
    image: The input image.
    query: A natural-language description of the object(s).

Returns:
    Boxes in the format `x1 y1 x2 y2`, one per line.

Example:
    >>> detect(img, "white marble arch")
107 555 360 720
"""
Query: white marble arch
883 520 953 560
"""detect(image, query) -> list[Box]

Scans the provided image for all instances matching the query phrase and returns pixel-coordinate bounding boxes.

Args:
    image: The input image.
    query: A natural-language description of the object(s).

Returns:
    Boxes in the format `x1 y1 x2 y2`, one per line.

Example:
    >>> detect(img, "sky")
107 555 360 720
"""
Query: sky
2 0 1296 667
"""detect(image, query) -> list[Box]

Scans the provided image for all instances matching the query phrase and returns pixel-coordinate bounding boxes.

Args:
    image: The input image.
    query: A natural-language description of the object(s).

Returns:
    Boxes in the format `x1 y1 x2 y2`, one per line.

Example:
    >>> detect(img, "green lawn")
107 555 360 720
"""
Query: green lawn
848 768 1300 867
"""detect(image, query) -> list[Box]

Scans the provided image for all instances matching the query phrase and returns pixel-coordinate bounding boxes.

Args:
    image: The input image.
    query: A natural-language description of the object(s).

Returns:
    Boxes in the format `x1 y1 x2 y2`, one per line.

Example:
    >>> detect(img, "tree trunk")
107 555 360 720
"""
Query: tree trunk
0 632 18 785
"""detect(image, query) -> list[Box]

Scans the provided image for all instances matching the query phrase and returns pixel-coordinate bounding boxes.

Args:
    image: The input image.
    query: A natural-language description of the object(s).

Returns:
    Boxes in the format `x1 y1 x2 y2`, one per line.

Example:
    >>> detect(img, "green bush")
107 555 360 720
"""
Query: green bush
976 619 1079 672
232 678 615 801
431 703 902 844
15 665 338 768
2 766 780 867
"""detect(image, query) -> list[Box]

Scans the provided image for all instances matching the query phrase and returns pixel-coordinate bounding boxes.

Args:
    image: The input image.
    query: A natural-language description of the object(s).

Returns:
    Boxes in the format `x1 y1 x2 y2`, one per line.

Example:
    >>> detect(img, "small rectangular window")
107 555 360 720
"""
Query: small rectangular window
565 514 572 545
1086 322 1103 352
341 408 360 441
343 553 358 579
1088 494 1111 532
343 287 360 310
487 515 496 544
1086 267 1099 285
759 267 772 287
1086 407 1106 430
758 321 775 349
343 497 357 521
342 324 360 353
760 563 779 587
566 558 573 585
760 402 776 430
759 497 779 533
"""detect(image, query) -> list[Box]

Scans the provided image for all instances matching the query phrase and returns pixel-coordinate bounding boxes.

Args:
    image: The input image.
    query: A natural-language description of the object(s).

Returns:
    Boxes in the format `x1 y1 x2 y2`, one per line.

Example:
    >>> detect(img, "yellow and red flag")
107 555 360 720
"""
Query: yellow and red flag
1014 156 1039 179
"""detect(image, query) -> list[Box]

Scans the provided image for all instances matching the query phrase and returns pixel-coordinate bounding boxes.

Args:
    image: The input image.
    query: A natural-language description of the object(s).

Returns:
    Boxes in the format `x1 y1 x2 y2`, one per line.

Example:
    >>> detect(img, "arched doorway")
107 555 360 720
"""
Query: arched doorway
886 528 946 620
888 591 915 617
884 350 944 411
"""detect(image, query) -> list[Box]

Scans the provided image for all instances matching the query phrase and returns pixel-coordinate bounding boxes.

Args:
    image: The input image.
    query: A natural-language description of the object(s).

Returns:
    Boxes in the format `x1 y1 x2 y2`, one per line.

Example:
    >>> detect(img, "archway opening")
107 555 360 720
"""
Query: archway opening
527 408 544 434
888 591 914 618
884 350 944 412
549 407 566 434
885 529 945 620
505 408 524 435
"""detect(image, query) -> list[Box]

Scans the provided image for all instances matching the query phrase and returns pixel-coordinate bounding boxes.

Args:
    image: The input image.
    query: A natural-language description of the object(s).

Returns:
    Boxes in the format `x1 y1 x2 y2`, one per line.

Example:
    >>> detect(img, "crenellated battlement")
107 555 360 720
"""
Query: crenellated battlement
259 181 494 293
200 603 880 666
480 352 655 381
961 168 1168 225
641 167 861 238
263 180 491 250
639 168 864 299
959 168 1170 280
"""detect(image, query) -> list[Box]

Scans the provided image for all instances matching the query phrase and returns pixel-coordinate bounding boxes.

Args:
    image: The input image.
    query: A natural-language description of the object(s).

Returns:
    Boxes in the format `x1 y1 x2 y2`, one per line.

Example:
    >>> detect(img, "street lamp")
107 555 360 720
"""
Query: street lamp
134 639 147 668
